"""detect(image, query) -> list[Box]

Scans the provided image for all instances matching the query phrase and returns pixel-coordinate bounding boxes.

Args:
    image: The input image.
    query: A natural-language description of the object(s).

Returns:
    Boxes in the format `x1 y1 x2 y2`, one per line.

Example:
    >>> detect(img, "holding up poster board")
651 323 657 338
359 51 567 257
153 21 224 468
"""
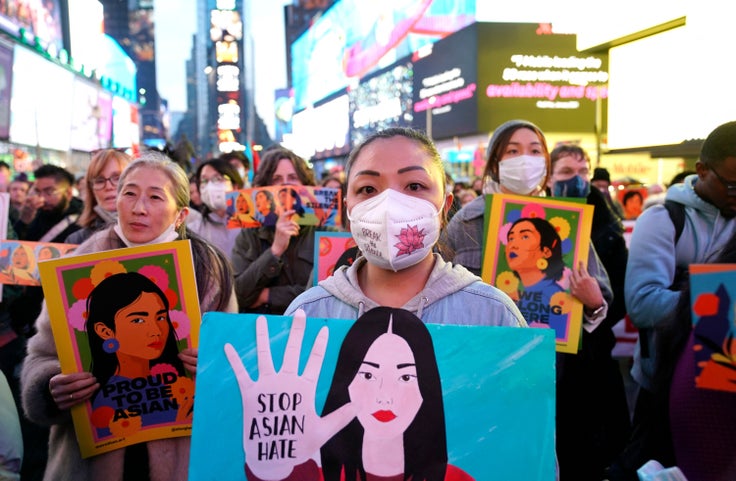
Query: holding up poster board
226 186 342 229
688 264 736 392
38 241 201 458
190 309 556 481
0 240 78 286
481 194 594 354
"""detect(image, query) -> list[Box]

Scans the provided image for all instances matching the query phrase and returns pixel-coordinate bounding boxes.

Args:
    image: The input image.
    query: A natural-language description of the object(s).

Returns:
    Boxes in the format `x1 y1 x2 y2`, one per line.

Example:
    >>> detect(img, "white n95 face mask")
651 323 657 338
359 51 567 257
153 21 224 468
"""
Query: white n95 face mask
200 181 228 211
498 155 547 195
348 189 441 272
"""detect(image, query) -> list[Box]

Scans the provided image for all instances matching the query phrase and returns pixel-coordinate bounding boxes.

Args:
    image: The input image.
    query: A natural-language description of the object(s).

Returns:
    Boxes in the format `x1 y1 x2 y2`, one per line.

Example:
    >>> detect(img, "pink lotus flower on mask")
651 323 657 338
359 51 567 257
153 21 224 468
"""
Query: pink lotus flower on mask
394 224 426 257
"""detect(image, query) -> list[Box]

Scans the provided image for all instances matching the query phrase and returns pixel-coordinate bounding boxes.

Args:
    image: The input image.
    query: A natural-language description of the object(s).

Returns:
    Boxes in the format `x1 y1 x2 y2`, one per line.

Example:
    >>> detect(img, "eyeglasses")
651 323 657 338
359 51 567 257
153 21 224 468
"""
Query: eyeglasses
34 187 63 197
92 174 121 190
710 166 736 196
200 175 231 186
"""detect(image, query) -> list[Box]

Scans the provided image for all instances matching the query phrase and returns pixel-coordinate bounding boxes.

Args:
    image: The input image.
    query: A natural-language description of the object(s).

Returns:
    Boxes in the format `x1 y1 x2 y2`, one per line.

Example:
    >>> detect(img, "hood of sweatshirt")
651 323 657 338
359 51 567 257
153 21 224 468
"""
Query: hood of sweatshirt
318 253 480 318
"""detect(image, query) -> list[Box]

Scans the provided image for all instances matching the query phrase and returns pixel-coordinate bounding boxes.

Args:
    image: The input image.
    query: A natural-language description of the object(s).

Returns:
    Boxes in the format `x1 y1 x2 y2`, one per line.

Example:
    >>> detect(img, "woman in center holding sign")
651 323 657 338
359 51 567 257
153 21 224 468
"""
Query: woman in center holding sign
286 127 525 326
21 151 237 481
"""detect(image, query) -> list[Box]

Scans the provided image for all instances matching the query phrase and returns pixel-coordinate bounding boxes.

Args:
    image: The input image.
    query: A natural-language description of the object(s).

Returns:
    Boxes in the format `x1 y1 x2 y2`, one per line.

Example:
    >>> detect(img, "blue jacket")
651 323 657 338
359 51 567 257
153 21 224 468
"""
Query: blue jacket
625 175 736 389
285 254 527 327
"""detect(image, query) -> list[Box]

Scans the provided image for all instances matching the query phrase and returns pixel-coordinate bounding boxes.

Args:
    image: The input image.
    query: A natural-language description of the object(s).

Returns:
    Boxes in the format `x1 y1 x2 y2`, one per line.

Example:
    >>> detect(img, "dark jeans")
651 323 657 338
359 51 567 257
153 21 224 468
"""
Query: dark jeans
604 387 675 481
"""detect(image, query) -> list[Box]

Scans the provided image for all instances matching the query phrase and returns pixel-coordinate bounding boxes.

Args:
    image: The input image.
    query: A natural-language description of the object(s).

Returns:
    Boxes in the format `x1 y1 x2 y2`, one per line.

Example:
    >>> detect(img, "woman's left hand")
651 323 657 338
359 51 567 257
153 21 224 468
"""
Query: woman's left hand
179 348 198 375
569 261 604 310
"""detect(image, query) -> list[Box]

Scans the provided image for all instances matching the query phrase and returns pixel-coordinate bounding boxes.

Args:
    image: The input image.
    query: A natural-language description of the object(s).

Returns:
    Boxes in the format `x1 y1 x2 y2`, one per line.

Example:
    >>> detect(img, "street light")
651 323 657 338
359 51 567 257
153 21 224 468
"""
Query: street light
426 96 437 140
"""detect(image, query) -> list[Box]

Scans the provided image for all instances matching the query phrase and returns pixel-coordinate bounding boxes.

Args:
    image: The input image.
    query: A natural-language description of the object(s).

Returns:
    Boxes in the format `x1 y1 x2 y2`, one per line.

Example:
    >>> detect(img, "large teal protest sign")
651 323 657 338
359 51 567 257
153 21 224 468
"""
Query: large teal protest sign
190 309 556 480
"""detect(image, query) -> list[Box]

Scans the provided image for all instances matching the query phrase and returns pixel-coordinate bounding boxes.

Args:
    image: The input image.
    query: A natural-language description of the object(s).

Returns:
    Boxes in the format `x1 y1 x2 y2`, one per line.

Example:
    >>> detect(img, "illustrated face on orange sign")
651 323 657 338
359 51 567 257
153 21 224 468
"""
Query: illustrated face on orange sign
506 220 546 274
111 292 170 361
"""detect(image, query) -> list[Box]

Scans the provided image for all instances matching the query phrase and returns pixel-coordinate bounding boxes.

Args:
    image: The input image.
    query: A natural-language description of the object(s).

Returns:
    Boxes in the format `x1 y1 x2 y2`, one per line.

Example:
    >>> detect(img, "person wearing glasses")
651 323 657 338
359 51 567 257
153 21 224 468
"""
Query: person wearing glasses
607 120 736 480
187 158 244 260
13 164 82 244
65 149 133 245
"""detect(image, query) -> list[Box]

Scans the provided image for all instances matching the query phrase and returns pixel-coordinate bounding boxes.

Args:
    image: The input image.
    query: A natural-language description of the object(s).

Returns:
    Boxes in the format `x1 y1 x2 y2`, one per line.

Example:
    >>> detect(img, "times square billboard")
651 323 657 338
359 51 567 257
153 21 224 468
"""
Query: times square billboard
412 22 609 138
291 0 476 112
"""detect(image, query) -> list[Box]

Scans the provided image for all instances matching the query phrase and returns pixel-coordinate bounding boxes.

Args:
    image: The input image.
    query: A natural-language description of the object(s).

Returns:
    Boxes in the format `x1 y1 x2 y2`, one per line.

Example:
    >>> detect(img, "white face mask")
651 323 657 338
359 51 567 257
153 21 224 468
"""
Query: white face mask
114 219 180 248
348 189 441 272
237 167 251 188
498 155 547 195
200 181 228 211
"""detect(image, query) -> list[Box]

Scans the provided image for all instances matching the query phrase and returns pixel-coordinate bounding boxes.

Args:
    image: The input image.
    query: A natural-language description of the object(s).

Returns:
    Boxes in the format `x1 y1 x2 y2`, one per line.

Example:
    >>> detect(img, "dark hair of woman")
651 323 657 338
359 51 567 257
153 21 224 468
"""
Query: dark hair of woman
320 307 448 481
252 147 316 187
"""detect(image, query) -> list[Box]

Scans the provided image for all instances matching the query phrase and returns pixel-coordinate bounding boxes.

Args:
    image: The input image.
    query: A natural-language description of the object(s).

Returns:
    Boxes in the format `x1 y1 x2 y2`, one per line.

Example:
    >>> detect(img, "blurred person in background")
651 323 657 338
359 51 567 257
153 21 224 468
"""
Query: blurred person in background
8 175 31 225
187 158 244 260
20 151 236 481
188 173 203 212
548 144 631 480
231 147 317 314
221 151 251 188
66 149 132 245
0 161 11 193
592 167 625 220
13 164 82 244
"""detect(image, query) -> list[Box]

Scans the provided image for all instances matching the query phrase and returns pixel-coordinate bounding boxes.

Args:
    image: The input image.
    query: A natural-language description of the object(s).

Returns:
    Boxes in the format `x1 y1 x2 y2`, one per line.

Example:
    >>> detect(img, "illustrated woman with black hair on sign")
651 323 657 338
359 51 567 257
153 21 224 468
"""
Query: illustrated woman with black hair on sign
224 307 473 481
86 272 193 437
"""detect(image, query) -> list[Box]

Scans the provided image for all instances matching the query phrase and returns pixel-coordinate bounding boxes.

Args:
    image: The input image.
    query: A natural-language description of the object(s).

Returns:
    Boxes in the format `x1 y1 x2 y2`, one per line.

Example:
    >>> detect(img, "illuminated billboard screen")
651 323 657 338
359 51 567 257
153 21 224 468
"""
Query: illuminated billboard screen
0 0 64 53
476 23 609 134
291 93 350 160
350 61 414 146
0 43 12 139
291 0 476 111
10 45 73 151
412 25 477 138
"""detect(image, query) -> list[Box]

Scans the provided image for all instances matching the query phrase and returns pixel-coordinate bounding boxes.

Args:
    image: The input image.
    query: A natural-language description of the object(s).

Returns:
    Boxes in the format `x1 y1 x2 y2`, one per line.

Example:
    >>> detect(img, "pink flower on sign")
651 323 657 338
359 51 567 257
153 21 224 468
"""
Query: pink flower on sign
169 309 191 339
394 224 426 256
150 363 178 377
520 203 546 220
67 299 88 331
138 265 170 292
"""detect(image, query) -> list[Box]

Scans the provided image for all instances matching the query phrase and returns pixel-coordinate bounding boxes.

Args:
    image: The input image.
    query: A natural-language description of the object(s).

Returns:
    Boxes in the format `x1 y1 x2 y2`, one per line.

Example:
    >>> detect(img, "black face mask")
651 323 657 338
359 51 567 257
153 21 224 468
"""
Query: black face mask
553 176 590 198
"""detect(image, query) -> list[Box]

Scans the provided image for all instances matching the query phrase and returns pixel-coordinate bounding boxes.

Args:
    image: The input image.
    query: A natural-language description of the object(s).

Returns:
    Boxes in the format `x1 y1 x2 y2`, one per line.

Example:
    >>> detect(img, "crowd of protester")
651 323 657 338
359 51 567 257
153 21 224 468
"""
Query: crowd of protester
0 119 734 481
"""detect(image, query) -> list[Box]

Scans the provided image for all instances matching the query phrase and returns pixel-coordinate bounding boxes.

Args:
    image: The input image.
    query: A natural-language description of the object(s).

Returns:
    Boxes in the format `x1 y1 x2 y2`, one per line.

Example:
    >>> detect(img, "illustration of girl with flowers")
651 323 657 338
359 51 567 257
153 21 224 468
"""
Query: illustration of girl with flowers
86 270 194 438
501 217 569 335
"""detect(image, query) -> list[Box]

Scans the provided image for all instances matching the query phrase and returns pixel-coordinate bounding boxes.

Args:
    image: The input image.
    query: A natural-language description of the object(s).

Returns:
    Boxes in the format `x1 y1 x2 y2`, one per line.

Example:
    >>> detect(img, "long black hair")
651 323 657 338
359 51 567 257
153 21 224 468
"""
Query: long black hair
86 272 185 397
321 307 448 481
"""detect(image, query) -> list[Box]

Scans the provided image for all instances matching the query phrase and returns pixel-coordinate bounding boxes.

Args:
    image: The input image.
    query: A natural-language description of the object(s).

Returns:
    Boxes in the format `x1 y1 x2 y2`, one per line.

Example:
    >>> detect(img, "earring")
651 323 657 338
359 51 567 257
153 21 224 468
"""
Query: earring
536 258 548 270
102 338 119 353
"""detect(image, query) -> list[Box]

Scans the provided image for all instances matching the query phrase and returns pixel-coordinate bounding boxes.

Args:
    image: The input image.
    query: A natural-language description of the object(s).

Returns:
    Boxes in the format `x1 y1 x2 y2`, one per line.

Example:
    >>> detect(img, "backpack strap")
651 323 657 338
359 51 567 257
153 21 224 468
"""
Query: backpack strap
641 200 686 359
663 200 685 244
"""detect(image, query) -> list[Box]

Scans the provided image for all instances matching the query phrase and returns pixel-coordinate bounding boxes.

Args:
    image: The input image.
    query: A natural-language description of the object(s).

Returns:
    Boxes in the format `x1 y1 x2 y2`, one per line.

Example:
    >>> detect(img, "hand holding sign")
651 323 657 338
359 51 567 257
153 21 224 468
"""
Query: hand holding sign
224 310 357 480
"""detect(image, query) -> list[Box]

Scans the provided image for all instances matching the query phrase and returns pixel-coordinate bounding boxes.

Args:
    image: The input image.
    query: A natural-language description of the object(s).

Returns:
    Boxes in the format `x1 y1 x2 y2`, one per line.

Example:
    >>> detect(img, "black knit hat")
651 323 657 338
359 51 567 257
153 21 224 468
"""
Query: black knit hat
591 167 611 183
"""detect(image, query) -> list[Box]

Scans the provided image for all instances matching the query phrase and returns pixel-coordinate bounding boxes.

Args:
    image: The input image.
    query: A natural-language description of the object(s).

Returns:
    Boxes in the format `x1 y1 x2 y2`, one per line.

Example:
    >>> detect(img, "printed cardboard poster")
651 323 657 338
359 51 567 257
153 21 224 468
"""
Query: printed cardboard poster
38 241 201 458
190 309 557 481
226 186 341 229
481 194 594 354
0 240 78 286
312 231 356 286
688 264 736 393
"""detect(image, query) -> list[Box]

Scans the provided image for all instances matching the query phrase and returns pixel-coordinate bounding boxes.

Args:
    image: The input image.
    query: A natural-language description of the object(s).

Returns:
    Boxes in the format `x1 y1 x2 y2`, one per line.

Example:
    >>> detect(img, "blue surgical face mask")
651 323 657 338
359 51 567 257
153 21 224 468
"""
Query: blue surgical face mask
553 175 590 198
